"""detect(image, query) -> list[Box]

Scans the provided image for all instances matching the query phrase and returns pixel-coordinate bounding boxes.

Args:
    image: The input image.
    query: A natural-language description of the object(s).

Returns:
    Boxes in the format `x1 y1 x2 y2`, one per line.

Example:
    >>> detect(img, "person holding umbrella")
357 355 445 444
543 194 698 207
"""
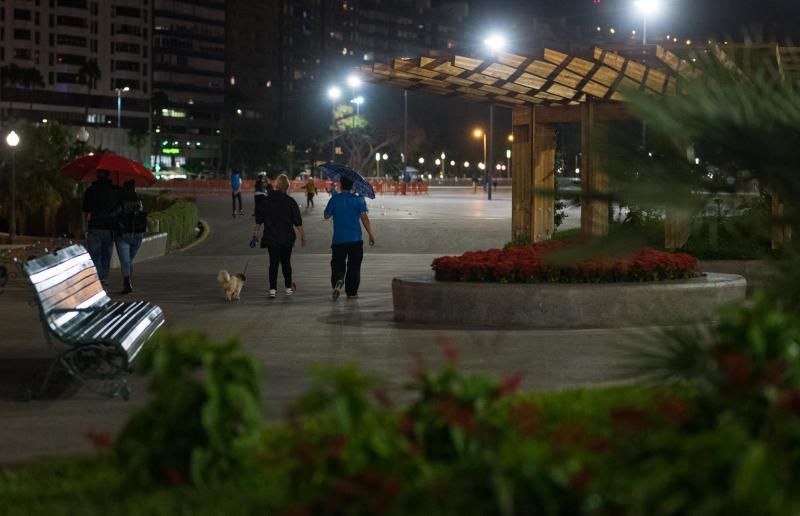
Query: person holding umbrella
323 171 375 300
61 152 158 287
115 179 147 294
82 169 120 285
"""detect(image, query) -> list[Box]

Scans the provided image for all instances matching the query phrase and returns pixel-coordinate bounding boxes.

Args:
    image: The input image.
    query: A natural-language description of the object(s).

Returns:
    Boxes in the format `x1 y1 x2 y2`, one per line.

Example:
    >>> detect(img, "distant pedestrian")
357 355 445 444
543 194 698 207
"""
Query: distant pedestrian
324 176 375 300
304 178 317 208
231 171 243 217
82 170 120 285
253 174 305 298
472 175 478 193
115 180 147 295
254 172 268 216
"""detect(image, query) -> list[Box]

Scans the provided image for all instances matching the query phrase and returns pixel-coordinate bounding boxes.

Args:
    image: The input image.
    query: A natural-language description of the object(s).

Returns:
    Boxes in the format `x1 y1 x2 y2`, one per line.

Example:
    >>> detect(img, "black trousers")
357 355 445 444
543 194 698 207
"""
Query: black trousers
267 246 293 290
306 192 315 207
232 191 242 212
331 241 363 296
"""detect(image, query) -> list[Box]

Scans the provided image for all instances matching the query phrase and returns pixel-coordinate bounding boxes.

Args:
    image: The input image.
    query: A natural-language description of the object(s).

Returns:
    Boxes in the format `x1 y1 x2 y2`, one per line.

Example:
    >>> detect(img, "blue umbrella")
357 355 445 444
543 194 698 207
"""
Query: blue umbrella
320 162 376 199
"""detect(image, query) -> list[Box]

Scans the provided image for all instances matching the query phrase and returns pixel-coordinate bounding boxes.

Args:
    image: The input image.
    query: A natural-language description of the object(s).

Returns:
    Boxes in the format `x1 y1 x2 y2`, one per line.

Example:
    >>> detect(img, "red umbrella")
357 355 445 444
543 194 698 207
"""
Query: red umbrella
59 153 157 187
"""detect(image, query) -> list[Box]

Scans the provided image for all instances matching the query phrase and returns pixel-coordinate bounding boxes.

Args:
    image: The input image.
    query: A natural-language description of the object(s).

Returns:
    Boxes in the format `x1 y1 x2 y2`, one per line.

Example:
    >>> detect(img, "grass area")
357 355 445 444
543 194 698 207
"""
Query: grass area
0 385 656 515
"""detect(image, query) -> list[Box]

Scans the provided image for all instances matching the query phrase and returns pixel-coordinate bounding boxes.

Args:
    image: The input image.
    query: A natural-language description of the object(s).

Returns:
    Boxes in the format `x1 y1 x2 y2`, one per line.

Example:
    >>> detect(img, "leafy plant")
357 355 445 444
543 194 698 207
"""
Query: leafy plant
115 331 263 486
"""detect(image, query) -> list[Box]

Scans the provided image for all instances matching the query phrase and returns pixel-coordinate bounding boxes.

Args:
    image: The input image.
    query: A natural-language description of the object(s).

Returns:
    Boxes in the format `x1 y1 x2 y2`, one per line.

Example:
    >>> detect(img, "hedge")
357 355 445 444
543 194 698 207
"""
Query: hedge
146 199 198 251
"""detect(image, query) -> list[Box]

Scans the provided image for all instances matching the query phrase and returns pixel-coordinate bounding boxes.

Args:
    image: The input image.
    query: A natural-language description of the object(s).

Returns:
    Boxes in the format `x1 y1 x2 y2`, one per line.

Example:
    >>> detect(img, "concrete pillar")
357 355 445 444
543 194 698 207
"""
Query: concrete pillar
532 124 556 241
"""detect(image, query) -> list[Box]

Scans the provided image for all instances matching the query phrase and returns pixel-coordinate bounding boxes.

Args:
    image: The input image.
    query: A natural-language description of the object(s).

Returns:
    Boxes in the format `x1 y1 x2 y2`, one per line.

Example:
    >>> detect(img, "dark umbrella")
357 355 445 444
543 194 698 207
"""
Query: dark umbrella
319 162 376 199
59 153 157 187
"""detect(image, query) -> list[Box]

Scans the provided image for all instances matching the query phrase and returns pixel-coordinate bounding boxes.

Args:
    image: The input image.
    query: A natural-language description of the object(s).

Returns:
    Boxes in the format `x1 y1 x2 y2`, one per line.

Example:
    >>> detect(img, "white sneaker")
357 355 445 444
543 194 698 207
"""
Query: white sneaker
285 287 293 296
332 280 344 300
268 289 277 298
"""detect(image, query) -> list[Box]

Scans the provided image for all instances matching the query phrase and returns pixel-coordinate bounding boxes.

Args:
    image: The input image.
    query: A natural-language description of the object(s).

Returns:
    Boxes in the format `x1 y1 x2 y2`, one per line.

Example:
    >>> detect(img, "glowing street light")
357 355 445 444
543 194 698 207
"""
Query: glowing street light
472 128 487 175
346 75 361 89
634 0 661 45
435 158 441 166
327 86 341 100
463 161 470 168
483 33 507 54
418 157 425 165
450 160 455 167
327 86 342 162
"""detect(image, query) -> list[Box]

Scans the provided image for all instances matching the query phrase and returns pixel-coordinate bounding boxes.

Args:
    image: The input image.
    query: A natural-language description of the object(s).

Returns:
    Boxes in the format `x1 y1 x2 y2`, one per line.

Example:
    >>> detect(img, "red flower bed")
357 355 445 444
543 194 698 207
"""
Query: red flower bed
431 240 699 283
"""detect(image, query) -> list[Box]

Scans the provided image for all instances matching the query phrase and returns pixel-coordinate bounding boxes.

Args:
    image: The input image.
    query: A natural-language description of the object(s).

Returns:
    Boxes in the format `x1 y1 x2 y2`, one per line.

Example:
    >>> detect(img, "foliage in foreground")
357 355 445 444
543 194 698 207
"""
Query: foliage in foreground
4 298 800 515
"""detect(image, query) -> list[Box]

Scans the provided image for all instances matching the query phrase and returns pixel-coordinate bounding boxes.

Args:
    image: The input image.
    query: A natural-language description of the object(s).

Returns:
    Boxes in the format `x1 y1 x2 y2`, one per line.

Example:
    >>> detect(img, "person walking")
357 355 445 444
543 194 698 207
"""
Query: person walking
82 170 120 286
115 180 147 295
324 176 375 300
304 178 317 208
253 174 305 299
254 172 269 216
231 170 243 217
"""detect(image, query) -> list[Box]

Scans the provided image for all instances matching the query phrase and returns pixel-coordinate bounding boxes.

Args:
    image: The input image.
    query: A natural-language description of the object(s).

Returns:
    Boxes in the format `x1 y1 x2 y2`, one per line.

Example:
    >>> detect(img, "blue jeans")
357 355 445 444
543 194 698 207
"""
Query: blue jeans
115 233 143 279
87 229 115 282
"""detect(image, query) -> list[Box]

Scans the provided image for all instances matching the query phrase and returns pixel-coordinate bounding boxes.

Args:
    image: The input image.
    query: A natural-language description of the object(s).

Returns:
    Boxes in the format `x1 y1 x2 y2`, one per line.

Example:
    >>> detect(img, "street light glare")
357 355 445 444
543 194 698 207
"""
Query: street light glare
6 130 20 147
328 86 342 100
347 75 361 88
418 157 425 164
473 128 483 138
483 34 506 54
352 96 365 105
635 0 661 14
463 161 470 168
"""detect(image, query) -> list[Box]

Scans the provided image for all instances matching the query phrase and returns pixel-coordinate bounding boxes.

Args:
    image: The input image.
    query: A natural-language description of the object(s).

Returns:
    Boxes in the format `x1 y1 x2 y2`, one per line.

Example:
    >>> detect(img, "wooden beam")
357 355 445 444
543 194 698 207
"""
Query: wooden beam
532 121 556 242
581 97 609 238
511 106 533 240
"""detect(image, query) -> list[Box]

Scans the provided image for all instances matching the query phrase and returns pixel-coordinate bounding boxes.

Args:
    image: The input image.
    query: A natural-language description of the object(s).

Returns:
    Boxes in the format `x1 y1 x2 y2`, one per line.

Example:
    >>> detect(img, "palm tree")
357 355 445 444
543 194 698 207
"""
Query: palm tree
78 59 101 123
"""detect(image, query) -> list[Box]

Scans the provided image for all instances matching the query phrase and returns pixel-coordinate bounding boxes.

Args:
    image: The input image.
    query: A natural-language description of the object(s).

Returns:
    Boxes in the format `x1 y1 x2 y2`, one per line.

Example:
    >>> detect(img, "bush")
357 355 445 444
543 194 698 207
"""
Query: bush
432 240 699 283
146 199 198 251
115 331 263 487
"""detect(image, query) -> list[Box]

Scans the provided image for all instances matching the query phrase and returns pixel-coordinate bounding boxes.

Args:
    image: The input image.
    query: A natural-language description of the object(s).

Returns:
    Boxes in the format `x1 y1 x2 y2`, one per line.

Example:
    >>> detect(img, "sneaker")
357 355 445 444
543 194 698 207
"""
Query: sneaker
285 287 293 296
268 289 277 298
346 294 358 299
232 213 237 218
332 280 344 300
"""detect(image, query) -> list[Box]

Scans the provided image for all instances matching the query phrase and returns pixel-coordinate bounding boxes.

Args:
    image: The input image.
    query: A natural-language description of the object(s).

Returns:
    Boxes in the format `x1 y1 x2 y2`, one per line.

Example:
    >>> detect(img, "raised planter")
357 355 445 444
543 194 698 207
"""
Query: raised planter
392 272 746 329
698 260 779 293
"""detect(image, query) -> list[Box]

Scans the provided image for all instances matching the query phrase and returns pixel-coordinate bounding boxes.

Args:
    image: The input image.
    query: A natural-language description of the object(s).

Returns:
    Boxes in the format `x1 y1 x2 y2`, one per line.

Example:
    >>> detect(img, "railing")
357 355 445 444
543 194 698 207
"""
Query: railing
145 179 431 196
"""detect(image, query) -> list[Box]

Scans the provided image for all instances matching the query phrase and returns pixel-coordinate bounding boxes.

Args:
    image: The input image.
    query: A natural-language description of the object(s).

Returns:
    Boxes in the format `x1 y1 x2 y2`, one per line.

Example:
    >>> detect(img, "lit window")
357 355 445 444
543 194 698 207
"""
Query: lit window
230 76 236 85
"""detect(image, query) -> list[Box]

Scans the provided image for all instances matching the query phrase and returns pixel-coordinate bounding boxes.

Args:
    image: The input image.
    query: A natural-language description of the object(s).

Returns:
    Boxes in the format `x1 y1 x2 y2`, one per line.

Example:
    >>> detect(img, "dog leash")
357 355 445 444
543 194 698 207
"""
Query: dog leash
243 258 251 276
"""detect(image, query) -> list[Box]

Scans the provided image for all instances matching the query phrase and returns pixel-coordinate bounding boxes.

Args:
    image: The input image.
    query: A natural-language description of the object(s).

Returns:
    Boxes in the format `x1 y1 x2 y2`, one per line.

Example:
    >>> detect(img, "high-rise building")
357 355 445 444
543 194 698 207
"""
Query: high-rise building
0 0 151 131
225 0 470 155
152 0 225 173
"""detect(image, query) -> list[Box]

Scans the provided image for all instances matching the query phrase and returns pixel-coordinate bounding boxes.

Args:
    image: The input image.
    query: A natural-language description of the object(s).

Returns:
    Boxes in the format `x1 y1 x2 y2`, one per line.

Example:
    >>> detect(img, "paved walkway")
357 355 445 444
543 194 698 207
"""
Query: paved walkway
0 188 639 464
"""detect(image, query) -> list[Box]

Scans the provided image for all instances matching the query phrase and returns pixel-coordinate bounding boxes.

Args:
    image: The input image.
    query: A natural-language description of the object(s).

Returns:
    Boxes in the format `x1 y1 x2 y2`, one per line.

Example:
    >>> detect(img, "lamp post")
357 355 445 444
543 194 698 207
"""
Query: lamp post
375 152 388 177
115 86 130 128
6 130 19 243
327 86 341 163
634 0 661 46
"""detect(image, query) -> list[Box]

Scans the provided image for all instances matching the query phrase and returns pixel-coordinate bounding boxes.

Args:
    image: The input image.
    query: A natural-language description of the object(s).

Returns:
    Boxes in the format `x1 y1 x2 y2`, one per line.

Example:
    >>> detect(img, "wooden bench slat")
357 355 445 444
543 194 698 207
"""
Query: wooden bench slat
40 270 104 312
28 253 94 289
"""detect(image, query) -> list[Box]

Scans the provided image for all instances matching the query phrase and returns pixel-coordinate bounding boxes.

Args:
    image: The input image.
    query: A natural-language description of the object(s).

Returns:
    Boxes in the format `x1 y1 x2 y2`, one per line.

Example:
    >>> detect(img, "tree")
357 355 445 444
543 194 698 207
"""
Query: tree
78 59 101 123
127 129 148 164
331 104 396 176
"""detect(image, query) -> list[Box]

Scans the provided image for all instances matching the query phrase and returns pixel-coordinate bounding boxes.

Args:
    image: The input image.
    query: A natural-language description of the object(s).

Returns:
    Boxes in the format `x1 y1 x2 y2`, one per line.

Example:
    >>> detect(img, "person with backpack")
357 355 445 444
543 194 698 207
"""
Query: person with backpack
115 180 147 295
231 170 243 217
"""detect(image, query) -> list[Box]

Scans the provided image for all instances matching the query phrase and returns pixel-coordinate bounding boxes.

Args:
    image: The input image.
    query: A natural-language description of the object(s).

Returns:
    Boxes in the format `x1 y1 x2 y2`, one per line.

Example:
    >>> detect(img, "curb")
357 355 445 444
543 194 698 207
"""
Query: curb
175 219 211 254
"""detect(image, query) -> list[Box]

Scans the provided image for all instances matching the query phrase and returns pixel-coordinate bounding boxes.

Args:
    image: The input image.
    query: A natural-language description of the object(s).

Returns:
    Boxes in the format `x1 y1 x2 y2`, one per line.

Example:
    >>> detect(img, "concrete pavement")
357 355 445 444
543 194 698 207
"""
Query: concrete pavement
0 188 636 464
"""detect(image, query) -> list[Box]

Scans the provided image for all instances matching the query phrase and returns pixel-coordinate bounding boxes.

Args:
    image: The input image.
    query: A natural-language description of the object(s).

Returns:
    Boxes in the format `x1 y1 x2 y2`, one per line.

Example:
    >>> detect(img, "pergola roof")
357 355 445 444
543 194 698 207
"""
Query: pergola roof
361 44 798 109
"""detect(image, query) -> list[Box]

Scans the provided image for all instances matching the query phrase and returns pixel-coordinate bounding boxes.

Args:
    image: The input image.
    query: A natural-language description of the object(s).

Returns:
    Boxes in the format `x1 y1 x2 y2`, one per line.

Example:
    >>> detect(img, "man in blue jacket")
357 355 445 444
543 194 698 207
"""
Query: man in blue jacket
324 176 375 300
231 171 243 217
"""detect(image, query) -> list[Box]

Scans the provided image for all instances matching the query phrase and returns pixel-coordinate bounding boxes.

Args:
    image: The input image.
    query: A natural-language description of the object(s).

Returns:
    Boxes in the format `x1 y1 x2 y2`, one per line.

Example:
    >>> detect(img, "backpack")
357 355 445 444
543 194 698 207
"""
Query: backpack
119 199 147 234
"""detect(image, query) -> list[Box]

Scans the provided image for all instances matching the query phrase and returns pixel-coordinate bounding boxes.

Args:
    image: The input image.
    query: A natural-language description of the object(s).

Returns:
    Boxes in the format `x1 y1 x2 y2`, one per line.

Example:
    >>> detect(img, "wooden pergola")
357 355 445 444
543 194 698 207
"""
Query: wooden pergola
361 44 797 247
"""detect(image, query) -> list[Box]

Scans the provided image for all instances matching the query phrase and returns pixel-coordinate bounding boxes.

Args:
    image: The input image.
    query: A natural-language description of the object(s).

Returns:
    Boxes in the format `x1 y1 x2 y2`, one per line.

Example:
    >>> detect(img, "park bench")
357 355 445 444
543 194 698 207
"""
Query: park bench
22 244 164 399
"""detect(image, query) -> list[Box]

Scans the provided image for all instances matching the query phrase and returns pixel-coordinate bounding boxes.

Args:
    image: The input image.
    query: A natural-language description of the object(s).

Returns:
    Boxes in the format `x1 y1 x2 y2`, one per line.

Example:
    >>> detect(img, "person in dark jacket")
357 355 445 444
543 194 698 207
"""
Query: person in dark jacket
82 170 120 285
253 172 269 216
252 174 305 298
115 180 146 295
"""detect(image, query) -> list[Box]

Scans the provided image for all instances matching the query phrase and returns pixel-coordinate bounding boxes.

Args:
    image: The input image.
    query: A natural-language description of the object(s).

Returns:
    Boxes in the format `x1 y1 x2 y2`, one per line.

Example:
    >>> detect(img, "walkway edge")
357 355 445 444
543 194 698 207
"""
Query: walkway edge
175 219 211 254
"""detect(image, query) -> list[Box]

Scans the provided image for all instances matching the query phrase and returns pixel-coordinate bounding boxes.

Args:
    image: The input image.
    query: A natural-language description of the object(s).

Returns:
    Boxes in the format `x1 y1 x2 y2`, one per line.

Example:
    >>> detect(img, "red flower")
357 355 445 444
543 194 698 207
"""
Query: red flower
509 401 540 436
716 352 752 387
498 373 523 397
656 396 690 424
434 398 477 435
761 360 787 386
777 390 800 413
162 467 187 486
325 435 348 460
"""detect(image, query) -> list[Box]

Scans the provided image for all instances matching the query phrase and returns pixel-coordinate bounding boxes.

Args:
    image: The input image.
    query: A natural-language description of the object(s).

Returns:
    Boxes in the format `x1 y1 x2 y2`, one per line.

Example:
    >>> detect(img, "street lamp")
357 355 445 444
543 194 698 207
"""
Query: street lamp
327 86 341 162
483 34 507 55
76 126 90 143
115 86 130 128
418 157 425 165
472 127 487 180
634 0 661 45
6 131 19 243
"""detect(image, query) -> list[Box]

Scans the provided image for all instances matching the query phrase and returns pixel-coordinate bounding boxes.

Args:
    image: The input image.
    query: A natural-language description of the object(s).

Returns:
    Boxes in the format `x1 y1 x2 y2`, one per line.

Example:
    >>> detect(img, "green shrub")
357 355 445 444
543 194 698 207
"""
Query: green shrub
115 331 263 487
146 199 198 251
